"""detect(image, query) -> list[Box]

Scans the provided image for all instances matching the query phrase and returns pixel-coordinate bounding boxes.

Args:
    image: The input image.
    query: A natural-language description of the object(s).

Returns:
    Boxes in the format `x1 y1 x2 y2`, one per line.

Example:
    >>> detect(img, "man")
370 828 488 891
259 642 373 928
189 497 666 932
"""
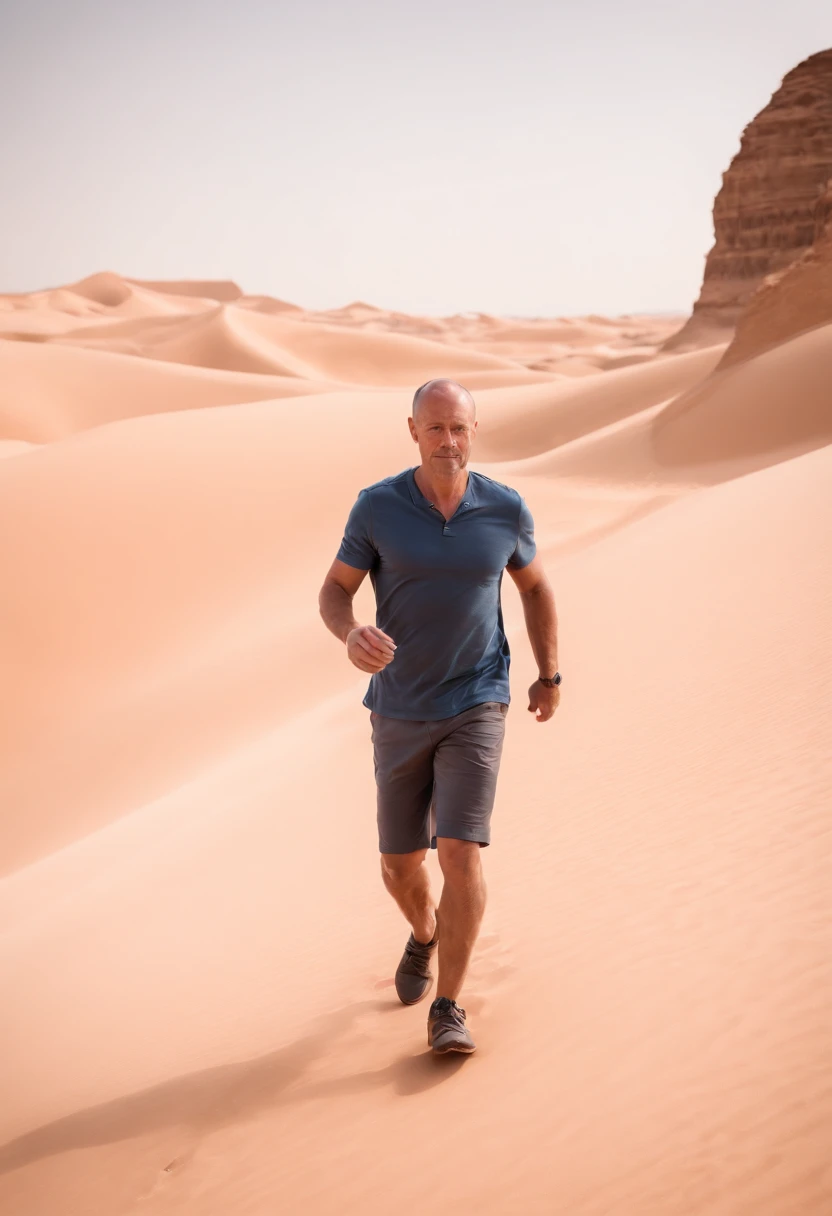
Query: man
318 378 560 1055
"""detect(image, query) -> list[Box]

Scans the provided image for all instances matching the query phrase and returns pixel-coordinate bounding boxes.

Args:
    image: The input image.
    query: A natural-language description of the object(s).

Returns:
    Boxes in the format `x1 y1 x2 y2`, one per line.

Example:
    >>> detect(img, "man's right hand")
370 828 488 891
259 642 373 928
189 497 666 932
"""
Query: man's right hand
346 625 397 673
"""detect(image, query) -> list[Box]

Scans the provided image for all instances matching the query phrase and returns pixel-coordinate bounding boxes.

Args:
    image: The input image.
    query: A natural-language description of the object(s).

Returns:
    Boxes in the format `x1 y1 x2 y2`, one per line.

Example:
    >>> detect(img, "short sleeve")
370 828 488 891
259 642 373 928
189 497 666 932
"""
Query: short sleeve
507 495 536 570
336 490 378 570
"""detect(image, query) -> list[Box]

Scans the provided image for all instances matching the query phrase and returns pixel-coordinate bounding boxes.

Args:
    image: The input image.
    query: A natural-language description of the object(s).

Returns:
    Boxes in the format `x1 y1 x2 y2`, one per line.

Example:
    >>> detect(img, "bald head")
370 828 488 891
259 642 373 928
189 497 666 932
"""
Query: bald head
411 378 476 422
408 378 478 478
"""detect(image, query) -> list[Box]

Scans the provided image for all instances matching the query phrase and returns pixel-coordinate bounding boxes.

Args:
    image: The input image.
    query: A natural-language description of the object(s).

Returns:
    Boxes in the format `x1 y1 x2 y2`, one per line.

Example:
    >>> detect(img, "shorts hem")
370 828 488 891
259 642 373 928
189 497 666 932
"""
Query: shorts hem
432 831 490 849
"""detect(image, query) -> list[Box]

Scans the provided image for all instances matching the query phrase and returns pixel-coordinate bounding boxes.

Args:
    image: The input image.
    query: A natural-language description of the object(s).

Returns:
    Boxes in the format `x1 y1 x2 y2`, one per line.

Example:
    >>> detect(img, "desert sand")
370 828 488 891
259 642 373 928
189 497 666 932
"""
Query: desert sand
0 272 830 1215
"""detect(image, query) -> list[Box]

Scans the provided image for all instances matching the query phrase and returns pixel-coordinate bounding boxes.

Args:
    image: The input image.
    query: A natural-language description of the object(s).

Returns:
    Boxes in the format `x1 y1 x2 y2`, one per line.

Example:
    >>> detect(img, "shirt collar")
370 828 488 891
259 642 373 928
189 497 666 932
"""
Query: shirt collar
406 466 477 510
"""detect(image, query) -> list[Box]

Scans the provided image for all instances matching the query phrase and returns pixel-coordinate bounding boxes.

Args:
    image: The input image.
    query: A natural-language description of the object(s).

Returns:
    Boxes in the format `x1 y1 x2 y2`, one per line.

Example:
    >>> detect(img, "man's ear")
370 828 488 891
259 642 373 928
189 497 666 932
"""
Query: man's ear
407 417 418 441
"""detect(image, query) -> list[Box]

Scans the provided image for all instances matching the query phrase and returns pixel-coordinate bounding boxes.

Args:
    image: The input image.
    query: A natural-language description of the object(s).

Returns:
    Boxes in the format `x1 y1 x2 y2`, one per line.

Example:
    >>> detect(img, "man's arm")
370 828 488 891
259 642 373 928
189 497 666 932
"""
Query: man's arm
319 559 396 674
507 554 560 723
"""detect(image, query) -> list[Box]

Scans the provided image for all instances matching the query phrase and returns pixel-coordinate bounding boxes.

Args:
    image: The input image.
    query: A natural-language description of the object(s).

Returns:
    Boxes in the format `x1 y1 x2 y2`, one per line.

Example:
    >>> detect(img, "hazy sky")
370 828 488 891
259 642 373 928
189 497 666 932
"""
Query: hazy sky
2 1 830 315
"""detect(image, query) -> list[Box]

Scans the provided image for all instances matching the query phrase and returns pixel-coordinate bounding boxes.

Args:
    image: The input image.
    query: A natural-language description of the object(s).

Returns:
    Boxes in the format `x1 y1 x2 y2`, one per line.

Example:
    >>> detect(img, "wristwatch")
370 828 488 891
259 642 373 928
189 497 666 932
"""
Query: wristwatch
539 672 562 687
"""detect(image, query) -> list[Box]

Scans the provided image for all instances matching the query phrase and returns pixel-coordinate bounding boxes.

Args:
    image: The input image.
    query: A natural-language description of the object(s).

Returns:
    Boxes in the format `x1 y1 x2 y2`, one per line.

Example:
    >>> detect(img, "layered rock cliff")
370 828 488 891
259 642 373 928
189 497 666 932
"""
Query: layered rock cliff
665 49 832 350
720 181 832 366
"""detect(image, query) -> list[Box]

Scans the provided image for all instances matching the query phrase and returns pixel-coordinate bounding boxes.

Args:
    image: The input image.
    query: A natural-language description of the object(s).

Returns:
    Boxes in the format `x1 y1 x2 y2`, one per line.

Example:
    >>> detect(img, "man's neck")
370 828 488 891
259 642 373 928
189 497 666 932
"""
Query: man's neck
414 464 469 511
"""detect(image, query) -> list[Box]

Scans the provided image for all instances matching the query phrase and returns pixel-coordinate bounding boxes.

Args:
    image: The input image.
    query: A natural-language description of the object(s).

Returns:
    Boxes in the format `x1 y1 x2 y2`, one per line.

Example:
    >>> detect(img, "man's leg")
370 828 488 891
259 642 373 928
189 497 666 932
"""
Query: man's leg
429 701 506 1015
371 711 439 1004
435 837 487 1000
380 849 436 945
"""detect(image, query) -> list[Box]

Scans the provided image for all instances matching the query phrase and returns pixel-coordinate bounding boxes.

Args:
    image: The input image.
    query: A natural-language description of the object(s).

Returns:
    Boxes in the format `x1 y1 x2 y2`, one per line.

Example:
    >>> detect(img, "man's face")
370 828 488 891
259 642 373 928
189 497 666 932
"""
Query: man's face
408 393 477 476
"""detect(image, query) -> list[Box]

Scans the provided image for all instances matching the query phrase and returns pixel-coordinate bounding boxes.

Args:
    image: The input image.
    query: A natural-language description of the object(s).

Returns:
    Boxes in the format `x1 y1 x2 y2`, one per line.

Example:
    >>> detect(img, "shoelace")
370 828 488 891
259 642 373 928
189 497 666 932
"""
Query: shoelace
432 998 466 1023
403 937 435 976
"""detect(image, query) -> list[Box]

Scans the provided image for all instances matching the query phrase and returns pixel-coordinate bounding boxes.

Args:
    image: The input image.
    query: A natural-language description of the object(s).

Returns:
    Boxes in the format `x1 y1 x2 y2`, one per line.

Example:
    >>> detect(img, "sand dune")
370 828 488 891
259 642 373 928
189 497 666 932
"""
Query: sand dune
0 273 218 340
0 340 334 444
67 272 142 308
62 273 221 319
211 308 525 384
58 305 313 377
127 278 246 304
0 274 829 1215
501 319 832 491
49 304 528 383
1 278 683 386
235 293 305 315
0 386 415 872
473 344 725 461
476 326 832 560
654 321 832 465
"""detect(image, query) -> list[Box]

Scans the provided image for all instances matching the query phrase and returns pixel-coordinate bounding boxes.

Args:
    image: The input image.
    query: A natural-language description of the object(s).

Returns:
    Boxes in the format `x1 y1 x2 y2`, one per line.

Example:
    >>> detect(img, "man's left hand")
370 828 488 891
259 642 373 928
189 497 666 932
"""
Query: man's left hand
528 679 560 723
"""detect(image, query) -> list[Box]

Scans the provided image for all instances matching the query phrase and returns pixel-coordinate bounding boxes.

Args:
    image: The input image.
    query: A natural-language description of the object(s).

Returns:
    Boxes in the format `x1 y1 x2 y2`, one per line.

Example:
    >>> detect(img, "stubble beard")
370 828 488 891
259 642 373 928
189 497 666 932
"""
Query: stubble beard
431 450 467 478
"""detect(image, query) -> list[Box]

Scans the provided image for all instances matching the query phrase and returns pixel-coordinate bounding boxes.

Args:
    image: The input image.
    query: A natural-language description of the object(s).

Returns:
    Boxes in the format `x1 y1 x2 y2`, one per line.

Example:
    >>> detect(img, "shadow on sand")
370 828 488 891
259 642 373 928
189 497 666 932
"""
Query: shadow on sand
0 998 467 1176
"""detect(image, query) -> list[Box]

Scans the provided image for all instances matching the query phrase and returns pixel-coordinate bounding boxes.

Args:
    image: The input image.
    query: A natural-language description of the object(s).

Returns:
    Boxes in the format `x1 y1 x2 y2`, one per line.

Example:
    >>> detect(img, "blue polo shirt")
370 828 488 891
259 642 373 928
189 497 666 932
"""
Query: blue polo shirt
336 466 536 720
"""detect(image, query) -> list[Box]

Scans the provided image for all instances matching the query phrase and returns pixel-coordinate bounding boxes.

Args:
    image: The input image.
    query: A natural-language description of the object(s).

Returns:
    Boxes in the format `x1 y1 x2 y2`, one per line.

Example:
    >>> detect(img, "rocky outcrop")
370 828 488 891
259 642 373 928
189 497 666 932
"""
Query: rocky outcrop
720 182 832 366
665 49 832 350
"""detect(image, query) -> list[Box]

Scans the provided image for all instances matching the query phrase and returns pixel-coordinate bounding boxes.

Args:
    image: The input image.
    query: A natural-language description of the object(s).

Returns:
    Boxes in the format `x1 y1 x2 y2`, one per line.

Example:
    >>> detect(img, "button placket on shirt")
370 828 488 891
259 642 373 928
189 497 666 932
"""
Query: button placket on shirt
432 498 470 538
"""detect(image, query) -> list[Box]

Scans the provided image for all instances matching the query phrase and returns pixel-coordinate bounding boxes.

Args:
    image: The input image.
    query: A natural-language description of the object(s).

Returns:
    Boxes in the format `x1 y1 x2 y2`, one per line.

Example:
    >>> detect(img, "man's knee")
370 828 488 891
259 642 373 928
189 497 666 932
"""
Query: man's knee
380 850 427 885
436 837 482 882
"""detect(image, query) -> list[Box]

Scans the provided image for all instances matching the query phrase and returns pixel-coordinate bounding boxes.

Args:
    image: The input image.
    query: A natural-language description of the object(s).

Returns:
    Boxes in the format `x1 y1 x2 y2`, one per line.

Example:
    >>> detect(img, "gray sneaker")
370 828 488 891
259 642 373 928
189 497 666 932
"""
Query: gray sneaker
395 932 438 1005
427 996 476 1054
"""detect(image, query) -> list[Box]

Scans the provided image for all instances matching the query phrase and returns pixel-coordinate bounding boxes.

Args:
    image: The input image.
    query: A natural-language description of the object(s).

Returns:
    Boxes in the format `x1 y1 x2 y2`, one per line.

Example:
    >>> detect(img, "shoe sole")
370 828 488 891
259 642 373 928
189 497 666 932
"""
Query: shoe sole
428 1031 477 1054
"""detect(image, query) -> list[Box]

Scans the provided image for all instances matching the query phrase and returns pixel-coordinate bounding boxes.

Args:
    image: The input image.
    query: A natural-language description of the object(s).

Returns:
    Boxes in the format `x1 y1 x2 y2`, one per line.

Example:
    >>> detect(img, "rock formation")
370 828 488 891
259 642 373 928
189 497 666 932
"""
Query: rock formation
665 48 832 350
720 182 832 366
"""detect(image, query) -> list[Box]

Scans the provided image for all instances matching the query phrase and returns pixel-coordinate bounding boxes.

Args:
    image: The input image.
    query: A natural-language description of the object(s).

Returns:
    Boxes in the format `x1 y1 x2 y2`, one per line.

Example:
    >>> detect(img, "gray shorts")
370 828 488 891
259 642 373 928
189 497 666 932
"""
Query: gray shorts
370 701 508 854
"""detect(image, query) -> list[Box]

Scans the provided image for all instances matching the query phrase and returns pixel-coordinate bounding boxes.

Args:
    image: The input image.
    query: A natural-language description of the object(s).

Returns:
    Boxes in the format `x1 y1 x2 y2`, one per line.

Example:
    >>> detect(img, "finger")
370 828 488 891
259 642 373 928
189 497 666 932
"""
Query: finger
360 652 392 672
367 626 397 649
357 632 393 659
365 626 396 651
365 651 392 670
349 647 385 671
354 656 386 673
359 630 395 658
